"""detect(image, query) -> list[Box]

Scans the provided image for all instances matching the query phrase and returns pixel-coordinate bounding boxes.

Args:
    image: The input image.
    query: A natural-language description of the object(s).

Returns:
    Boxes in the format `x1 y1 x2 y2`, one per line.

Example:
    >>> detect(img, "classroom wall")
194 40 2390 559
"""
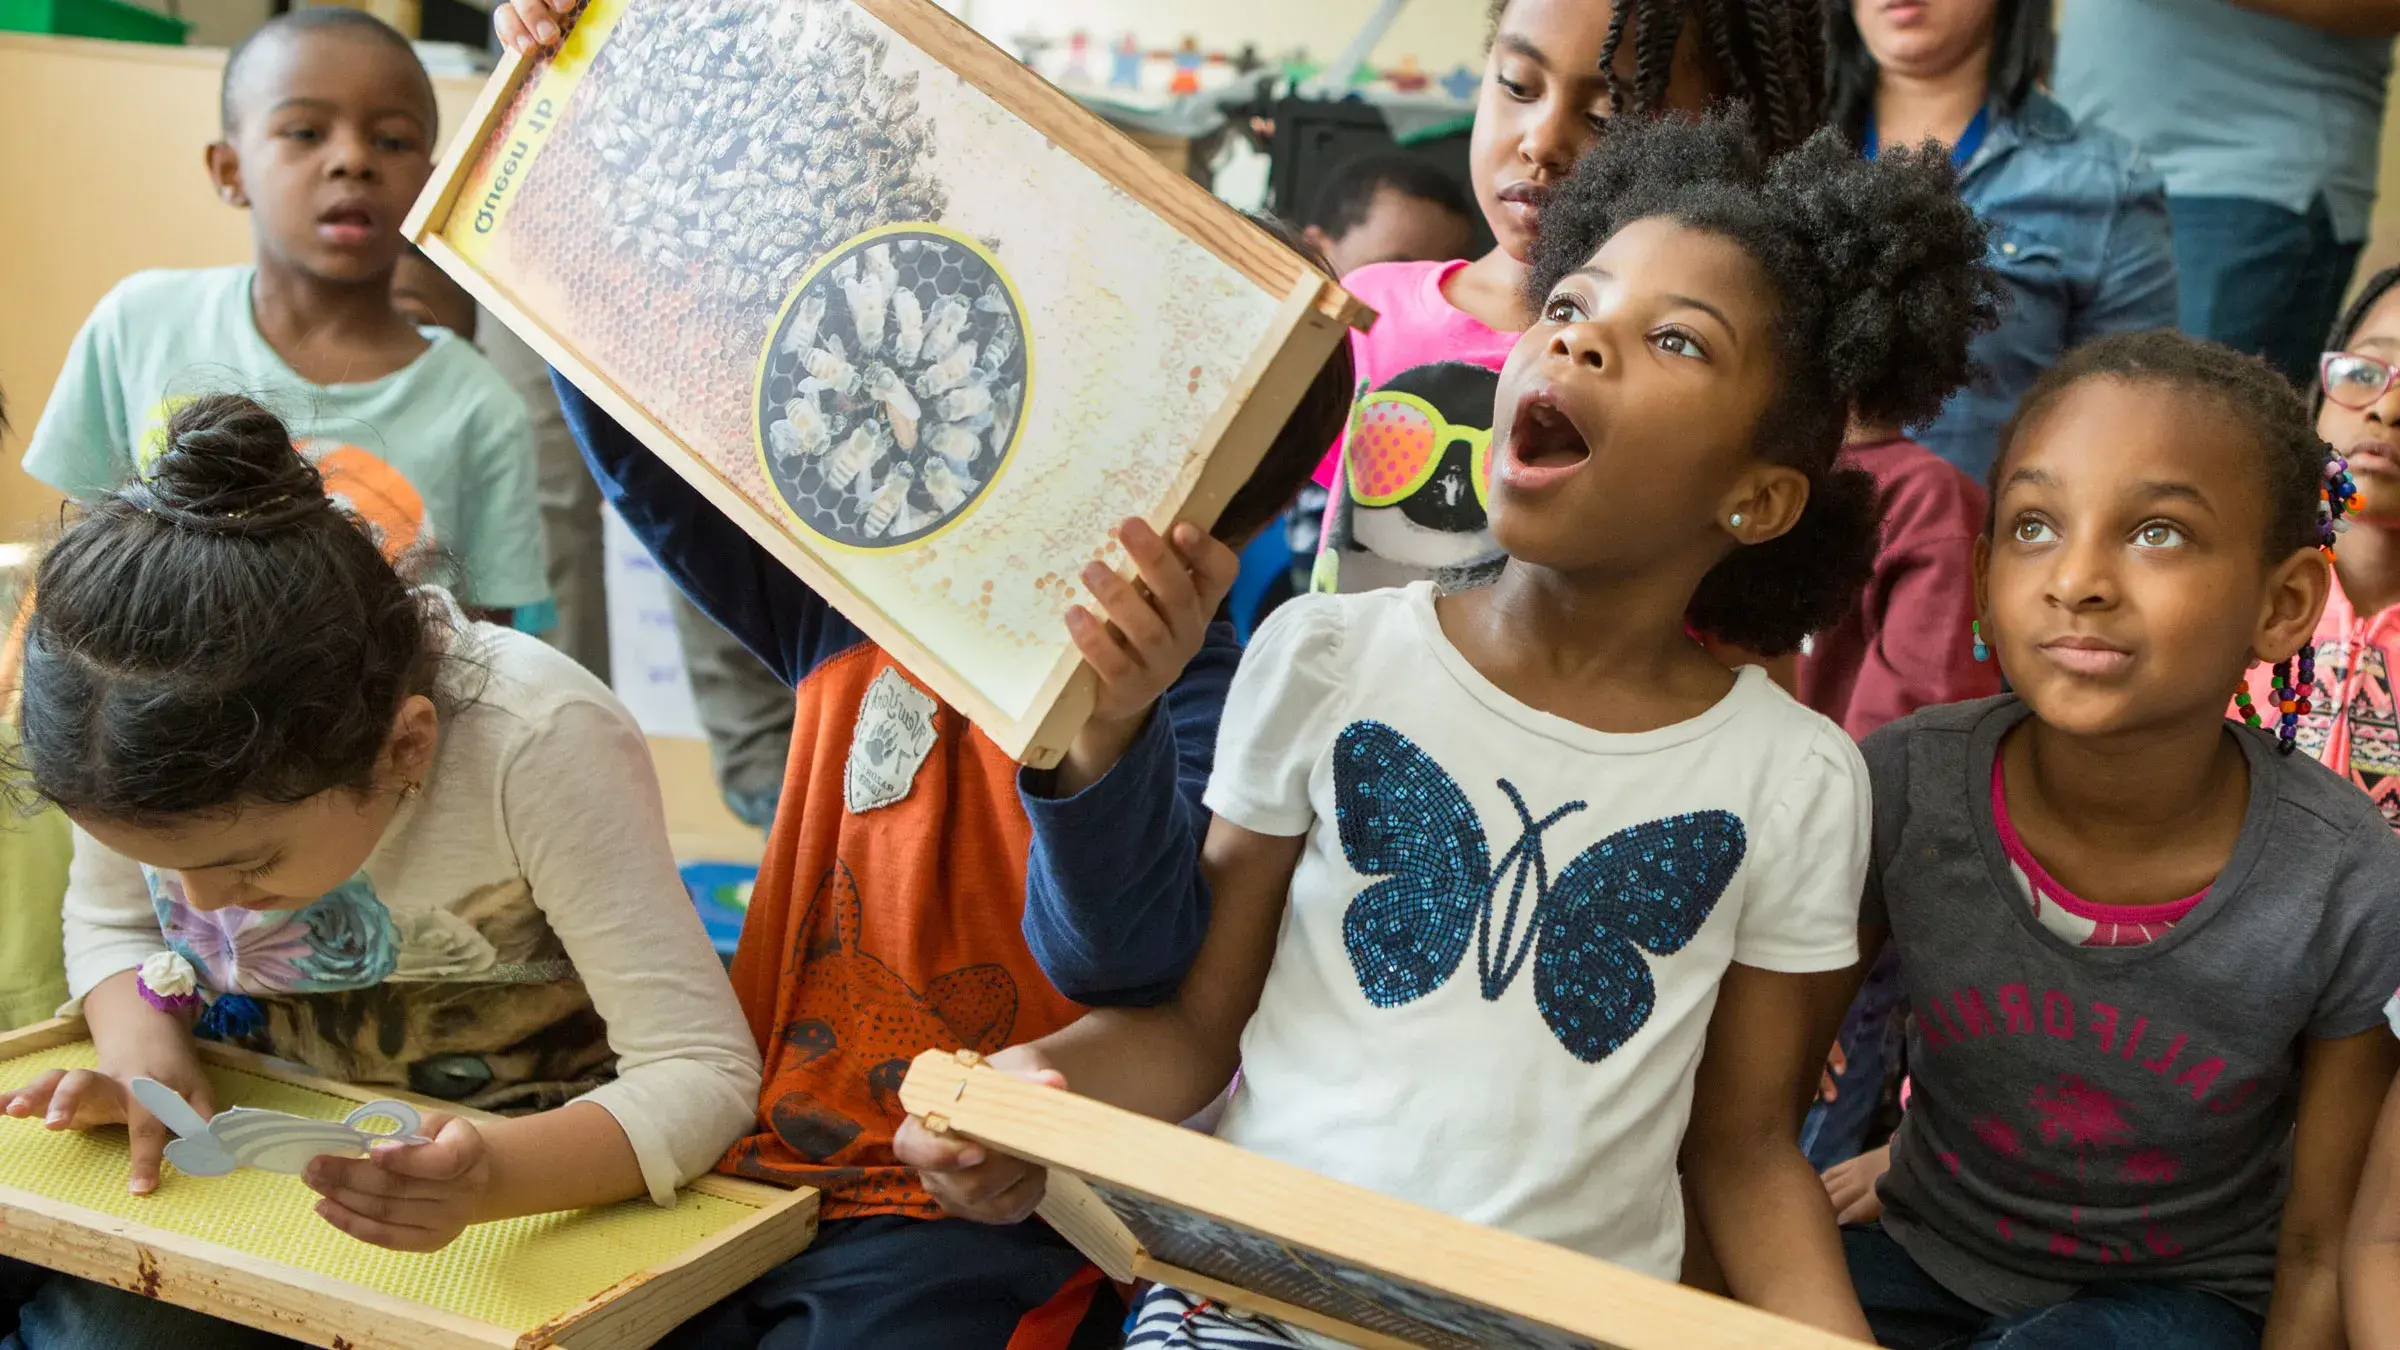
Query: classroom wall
962 0 1490 74
2360 65 2400 288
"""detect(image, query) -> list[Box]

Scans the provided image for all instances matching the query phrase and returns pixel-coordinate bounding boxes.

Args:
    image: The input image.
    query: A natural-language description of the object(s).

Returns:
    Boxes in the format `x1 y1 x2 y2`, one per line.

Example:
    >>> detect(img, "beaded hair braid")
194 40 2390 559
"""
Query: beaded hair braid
1485 0 1828 157
2234 457 2358 752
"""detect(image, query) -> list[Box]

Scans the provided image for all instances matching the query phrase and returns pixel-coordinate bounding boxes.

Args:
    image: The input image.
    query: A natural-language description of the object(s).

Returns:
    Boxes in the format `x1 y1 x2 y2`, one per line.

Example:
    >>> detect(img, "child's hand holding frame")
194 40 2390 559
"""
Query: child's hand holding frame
492 0 568 54
893 1046 1061 1223
1055 518 1243 795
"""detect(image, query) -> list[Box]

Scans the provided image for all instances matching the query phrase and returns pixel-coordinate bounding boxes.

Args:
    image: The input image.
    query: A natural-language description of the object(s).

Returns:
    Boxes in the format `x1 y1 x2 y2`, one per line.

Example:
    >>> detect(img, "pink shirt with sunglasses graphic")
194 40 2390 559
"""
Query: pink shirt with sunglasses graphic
1311 261 1520 595
1313 260 1521 489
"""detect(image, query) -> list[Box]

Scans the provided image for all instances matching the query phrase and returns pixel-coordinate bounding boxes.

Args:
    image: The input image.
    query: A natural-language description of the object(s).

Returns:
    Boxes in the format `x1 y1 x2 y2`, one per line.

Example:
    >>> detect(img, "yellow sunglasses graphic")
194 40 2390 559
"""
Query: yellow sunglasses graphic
1345 391 1493 511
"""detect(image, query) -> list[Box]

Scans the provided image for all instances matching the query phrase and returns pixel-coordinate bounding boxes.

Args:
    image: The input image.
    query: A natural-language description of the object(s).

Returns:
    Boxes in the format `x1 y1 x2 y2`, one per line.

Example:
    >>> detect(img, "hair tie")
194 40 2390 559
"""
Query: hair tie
121 482 325 536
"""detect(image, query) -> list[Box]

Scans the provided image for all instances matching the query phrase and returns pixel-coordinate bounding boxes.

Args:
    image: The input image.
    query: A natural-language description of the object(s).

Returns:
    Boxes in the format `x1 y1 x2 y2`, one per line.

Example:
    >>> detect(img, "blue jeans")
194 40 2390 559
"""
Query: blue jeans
1844 1224 2262 1350
1803 945 1905 1170
0 1258 297 1350
2168 195 2363 392
658 1214 1115 1349
724 787 783 833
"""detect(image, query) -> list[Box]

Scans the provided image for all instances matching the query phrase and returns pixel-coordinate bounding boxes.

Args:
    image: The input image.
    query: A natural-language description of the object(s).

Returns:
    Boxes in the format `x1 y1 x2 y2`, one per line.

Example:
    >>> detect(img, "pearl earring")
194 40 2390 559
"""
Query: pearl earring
1727 513 1745 529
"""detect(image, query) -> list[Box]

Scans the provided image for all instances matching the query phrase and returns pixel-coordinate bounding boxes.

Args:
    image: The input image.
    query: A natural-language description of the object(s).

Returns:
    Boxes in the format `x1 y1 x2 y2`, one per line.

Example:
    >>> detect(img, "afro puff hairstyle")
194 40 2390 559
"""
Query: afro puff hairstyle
1522 110 2003 656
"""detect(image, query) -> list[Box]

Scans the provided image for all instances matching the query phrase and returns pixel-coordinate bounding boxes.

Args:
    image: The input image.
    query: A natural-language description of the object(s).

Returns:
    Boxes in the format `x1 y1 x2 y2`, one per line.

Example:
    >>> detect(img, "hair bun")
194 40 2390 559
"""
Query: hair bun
129 394 331 536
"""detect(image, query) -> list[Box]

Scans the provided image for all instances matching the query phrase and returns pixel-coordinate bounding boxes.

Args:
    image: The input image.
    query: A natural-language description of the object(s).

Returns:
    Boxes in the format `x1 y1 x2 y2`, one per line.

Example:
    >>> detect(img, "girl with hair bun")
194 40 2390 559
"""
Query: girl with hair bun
0 395 758 1348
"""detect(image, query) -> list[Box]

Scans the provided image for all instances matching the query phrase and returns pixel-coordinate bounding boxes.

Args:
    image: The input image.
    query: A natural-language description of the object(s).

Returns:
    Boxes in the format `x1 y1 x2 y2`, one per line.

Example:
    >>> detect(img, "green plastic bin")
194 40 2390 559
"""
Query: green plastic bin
0 0 190 44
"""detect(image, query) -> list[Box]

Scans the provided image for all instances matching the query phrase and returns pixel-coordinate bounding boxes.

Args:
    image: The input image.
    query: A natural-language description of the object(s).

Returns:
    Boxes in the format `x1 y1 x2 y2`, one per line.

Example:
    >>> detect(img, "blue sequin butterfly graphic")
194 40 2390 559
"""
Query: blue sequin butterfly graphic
1334 720 1747 1063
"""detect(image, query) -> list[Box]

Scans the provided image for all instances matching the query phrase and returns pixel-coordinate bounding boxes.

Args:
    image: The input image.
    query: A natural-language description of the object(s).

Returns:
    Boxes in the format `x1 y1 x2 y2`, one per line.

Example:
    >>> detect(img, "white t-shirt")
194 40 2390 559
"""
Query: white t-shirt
1206 586 1868 1279
61 600 760 1205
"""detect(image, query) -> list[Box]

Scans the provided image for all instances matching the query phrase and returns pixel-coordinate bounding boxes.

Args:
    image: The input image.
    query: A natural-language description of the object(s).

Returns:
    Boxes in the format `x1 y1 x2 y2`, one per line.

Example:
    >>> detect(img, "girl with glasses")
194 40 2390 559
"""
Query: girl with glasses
2243 266 2400 828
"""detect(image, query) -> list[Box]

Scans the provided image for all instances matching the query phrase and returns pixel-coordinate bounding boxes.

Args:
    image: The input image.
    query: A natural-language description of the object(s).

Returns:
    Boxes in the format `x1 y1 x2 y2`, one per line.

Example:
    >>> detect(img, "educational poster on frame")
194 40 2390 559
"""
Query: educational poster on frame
898 1051 1862 1350
404 0 1369 766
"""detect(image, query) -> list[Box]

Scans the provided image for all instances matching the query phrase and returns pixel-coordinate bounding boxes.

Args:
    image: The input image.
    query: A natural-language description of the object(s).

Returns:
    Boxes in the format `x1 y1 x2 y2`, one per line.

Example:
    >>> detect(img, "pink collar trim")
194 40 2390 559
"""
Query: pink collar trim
1989 755 2208 924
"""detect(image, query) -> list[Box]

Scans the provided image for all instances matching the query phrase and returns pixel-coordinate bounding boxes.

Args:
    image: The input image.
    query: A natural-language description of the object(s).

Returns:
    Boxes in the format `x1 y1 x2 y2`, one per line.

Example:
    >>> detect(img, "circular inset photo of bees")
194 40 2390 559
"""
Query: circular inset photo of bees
754 225 1031 551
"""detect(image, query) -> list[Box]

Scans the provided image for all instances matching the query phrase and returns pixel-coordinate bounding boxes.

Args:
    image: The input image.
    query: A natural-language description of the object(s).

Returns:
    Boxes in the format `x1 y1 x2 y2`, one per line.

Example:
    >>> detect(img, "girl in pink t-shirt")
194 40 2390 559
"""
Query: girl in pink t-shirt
2248 265 2400 829
1315 0 1831 595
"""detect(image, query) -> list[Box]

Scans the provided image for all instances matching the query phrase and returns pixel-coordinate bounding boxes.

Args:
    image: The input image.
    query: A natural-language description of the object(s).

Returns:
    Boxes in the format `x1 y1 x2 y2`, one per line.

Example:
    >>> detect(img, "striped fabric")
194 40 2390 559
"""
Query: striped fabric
1123 1287 1316 1349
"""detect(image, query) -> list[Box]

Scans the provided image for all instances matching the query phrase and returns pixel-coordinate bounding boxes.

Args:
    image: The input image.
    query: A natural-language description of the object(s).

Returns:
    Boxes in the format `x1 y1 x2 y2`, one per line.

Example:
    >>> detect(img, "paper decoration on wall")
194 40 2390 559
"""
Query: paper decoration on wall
131 1077 428 1178
1170 36 1204 96
1441 64 1481 101
1062 29 1092 85
1387 55 1429 94
1109 31 1142 89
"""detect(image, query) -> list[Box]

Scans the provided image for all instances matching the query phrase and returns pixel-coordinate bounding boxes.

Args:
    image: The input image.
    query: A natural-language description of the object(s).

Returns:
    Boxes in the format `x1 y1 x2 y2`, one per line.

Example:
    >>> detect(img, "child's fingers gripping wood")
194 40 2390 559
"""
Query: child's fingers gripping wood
493 0 568 54
1068 520 1241 725
897 1050 1065 1225
1055 518 1242 794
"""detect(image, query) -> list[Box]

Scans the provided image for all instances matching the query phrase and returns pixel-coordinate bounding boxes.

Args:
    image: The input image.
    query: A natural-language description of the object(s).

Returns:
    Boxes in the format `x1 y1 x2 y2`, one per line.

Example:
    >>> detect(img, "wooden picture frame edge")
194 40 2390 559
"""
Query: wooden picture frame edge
0 1180 516 1350
0 1018 819 1350
1032 1172 1429 1350
848 0 1371 331
405 4 1368 765
900 1050 1864 1350
400 44 532 243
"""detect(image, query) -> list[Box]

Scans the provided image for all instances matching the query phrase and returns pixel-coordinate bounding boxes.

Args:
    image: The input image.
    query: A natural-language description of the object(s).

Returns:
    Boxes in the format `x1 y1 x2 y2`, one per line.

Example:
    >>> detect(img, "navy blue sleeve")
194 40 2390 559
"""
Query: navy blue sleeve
551 373 860 687
1017 621 1237 1007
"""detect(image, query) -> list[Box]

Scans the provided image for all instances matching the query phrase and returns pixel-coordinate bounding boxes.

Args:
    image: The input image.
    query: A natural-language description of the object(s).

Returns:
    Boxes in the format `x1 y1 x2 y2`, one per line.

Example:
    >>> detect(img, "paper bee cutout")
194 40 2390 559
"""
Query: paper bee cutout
130 1077 429 1178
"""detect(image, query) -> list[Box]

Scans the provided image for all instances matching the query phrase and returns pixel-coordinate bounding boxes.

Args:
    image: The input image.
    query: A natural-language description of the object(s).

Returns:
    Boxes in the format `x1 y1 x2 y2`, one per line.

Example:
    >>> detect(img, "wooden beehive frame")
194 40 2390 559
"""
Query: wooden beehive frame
402 0 1371 768
0 1017 817 1350
898 1050 1862 1350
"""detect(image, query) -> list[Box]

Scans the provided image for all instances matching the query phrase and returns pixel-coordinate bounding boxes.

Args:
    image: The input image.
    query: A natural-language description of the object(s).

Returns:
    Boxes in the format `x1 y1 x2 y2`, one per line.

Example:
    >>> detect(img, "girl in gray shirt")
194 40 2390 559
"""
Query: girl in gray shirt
1843 332 2400 1350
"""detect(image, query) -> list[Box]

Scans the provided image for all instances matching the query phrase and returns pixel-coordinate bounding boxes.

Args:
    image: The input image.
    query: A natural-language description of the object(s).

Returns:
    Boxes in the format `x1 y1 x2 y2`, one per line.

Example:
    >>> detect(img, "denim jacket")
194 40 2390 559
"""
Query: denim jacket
1915 92 2178 481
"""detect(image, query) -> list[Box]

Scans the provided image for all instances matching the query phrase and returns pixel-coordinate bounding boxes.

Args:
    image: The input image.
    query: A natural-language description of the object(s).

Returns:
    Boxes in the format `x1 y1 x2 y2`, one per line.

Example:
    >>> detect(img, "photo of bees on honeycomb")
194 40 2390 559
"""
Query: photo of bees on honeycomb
483 0 958 475
755 227 1030 549
449 0 1295 714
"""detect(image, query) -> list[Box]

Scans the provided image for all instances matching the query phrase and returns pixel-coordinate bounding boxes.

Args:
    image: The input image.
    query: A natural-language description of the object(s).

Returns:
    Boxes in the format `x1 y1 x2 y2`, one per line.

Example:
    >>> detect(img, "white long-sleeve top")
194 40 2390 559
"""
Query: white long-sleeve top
62 602 762 1205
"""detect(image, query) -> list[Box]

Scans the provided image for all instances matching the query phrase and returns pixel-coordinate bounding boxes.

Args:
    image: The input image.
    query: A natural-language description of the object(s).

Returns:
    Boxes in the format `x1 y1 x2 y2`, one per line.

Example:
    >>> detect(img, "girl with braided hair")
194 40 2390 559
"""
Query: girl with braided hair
1314 0 1830 597
1837 332 2400 1350
2244 265 2400 827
